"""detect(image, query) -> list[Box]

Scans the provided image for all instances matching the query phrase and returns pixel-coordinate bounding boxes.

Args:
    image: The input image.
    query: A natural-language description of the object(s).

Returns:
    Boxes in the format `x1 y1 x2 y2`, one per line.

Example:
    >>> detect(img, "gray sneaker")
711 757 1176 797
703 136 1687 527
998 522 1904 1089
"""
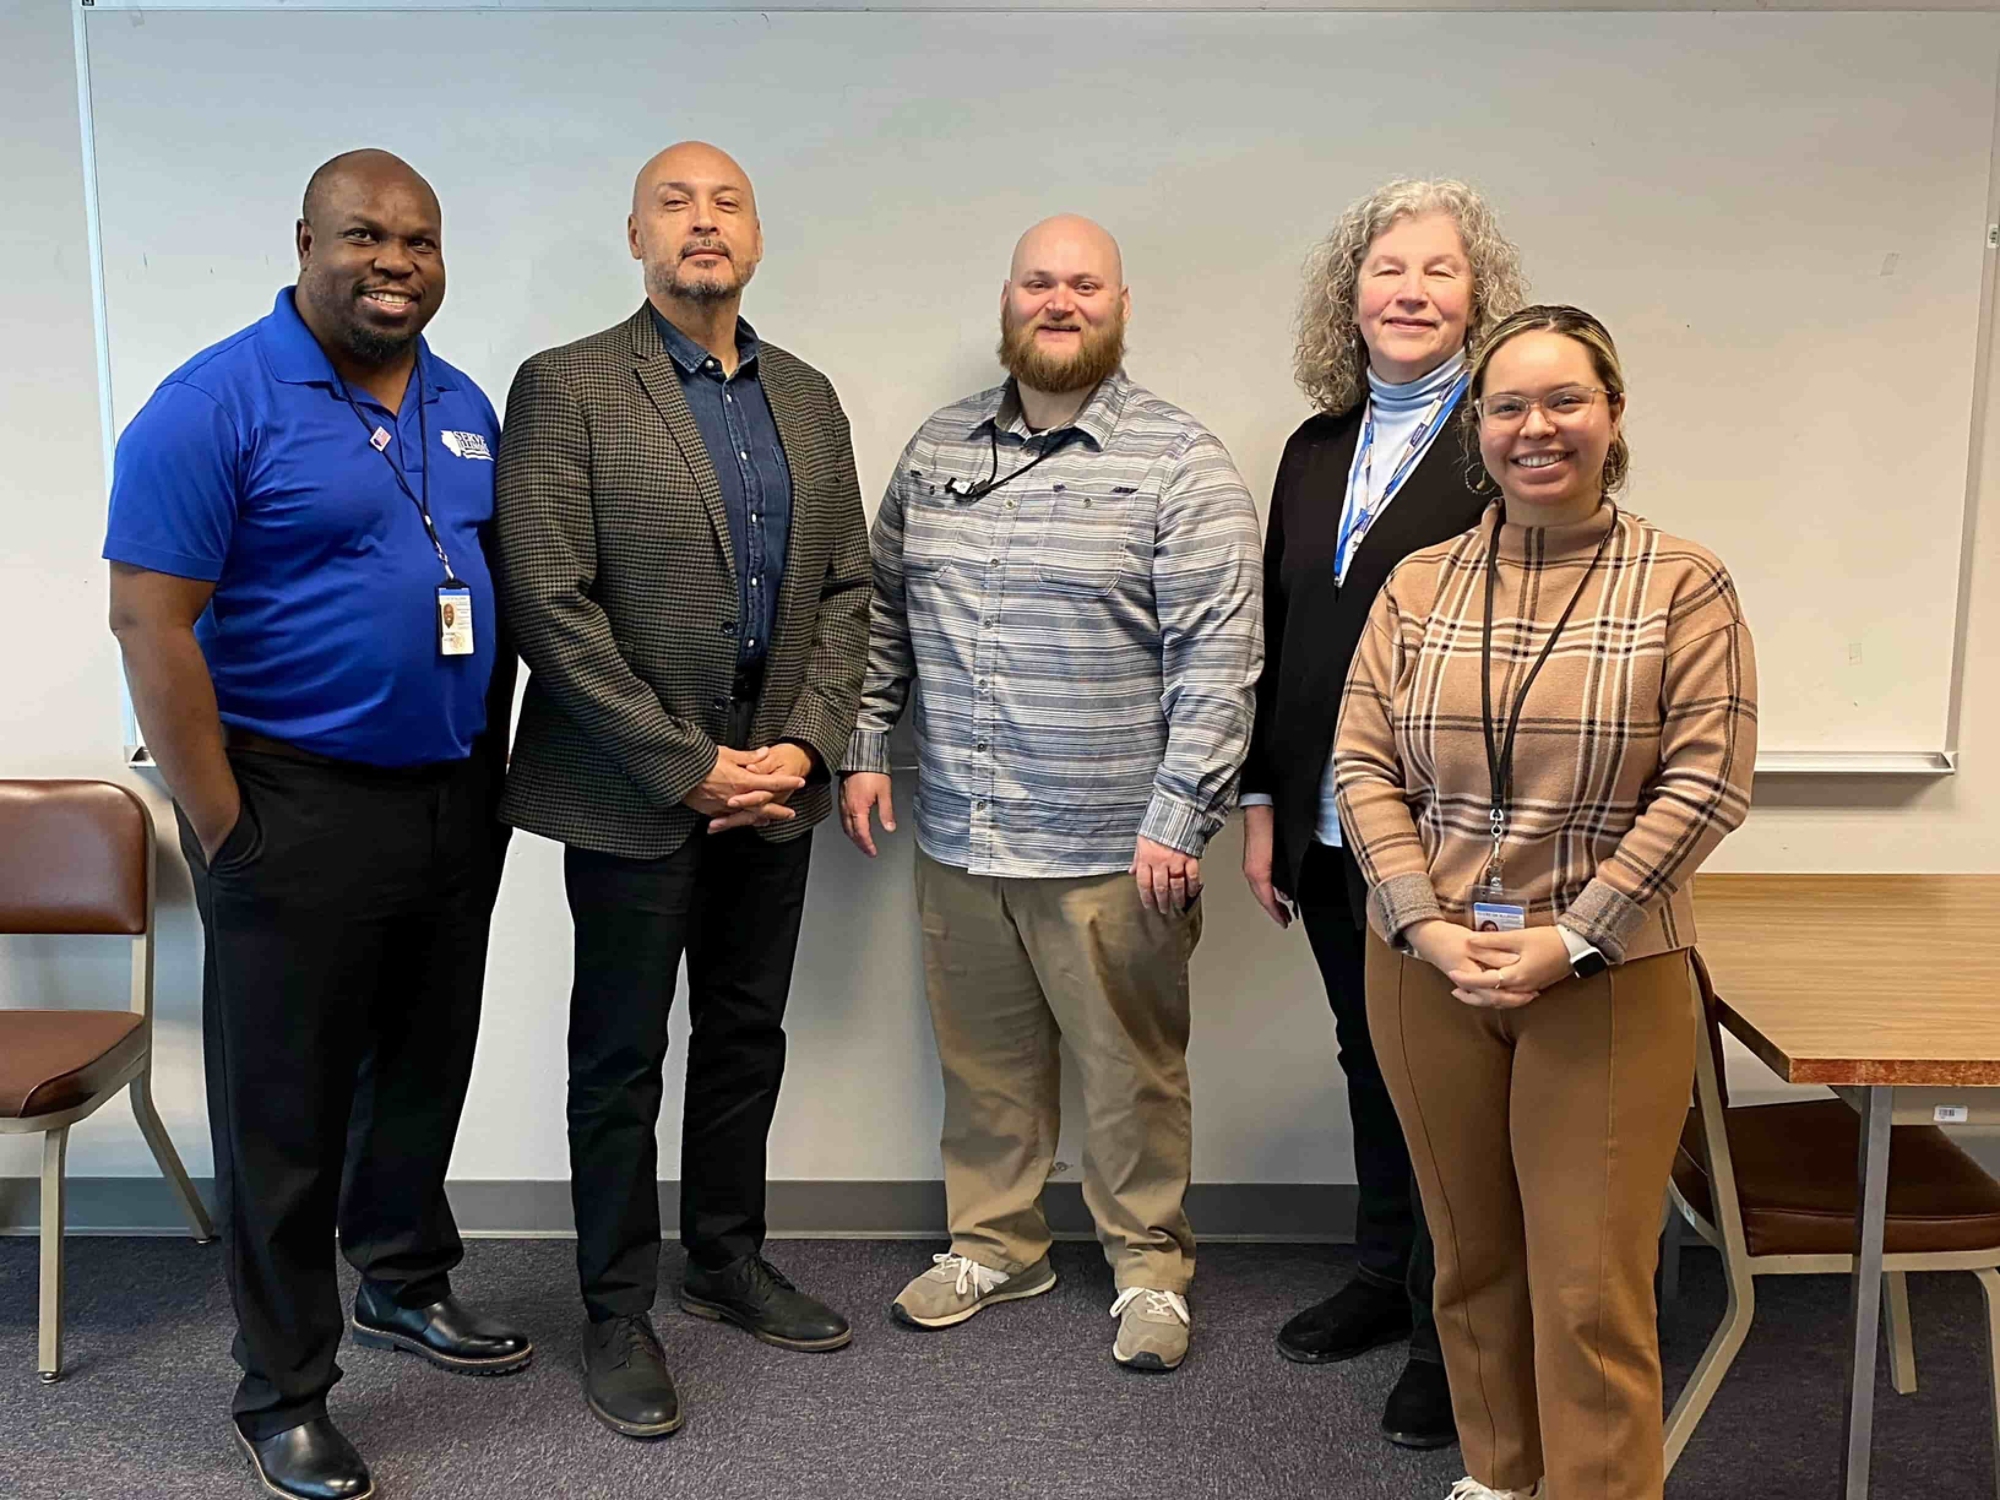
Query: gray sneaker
1111 1287 1190 1372
891 1253 1057 1330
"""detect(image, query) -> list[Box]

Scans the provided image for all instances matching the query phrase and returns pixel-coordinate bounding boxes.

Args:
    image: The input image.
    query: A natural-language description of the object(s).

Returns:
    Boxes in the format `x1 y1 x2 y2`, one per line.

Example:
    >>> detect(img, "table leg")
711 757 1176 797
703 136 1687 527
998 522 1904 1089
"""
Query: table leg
1840 1084 1893 1499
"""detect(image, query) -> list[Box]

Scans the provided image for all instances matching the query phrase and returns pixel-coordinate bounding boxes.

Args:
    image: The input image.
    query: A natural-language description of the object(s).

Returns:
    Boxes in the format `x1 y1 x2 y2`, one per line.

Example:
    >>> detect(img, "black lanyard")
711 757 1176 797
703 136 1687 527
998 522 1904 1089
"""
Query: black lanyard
335 368 460 587
947 421 1077 503
1478 504 1616 888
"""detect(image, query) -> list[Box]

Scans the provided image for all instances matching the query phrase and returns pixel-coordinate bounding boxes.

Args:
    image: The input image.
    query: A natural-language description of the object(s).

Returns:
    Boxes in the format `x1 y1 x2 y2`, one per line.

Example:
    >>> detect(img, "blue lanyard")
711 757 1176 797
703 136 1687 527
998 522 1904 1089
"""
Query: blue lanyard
1334 368 1470 584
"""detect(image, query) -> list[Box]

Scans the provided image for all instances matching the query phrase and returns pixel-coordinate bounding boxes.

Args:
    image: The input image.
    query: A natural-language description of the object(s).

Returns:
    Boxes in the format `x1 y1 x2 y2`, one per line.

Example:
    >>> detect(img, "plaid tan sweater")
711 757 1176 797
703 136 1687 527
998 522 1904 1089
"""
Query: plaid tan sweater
1333 501 1757 964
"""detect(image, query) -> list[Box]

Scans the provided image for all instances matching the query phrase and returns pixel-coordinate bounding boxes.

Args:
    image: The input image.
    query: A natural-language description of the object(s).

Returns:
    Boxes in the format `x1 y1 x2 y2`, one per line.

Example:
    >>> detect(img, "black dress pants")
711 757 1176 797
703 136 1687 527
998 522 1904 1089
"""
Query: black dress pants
563 812 814 1322
181 744 504 1440
1295 839 1441 1364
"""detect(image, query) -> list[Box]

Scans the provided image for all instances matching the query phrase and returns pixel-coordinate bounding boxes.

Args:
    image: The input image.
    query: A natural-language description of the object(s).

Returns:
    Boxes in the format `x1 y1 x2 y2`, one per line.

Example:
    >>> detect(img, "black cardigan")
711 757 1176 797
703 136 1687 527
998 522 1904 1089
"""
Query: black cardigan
1241 405 1491 919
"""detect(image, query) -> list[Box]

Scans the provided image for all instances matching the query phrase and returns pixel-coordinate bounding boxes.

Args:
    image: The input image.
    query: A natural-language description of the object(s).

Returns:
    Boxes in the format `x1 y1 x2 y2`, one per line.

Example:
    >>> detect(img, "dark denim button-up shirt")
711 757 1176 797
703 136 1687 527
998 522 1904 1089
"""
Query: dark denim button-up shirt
651 308 793 663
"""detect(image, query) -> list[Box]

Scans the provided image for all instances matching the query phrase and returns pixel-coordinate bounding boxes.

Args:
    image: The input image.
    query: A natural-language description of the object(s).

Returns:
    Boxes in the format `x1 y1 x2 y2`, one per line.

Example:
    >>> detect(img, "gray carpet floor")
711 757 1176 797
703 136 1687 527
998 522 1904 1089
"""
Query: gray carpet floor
0 1235 1993 1498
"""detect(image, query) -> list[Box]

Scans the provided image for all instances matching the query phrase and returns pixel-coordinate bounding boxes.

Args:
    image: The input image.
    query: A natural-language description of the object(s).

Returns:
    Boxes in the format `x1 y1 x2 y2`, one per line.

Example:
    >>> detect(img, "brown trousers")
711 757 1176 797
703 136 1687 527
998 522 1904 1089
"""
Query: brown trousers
1367 932 1696 1500
915 851 1200 1293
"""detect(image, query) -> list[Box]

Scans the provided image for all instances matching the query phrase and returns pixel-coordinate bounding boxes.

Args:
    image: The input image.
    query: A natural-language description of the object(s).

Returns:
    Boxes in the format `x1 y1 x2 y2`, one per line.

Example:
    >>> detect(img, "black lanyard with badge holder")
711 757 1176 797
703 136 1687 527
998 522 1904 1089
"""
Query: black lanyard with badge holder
336 370 475 658
1473 504 1616 933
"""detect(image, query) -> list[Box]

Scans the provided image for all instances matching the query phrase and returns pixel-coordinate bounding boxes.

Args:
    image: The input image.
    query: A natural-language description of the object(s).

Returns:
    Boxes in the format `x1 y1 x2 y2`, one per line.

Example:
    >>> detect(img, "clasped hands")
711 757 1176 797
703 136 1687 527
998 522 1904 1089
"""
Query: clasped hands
1406 919 1574 1010
687 743 814 833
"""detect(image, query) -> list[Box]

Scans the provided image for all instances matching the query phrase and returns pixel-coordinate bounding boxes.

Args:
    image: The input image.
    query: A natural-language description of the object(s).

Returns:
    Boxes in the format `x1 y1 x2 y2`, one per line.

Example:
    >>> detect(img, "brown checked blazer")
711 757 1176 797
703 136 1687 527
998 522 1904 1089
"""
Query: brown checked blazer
494 304 871 859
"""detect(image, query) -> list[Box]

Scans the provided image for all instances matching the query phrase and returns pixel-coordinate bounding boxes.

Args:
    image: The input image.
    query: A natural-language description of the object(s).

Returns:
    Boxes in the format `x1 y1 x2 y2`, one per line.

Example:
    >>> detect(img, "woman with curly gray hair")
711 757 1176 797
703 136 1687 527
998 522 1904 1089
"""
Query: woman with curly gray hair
1237 178 1526 1452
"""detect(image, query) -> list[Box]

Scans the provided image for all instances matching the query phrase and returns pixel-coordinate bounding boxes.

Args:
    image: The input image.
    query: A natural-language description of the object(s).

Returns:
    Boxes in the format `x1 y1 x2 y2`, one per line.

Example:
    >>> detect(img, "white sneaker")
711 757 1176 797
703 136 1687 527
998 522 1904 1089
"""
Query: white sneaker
1110 1287 1190 1372
1447 1479 1543 1500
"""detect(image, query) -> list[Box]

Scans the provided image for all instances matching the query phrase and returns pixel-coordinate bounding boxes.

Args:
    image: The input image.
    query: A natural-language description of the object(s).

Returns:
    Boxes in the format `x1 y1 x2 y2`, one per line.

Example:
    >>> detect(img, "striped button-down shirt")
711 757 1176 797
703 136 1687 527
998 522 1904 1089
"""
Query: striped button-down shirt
844 371 1263 878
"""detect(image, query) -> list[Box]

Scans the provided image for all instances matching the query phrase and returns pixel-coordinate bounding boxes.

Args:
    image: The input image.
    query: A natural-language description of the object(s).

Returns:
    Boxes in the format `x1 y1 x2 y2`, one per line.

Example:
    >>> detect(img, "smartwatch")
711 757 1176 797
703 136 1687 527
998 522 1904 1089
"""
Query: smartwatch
1558 924 1610 980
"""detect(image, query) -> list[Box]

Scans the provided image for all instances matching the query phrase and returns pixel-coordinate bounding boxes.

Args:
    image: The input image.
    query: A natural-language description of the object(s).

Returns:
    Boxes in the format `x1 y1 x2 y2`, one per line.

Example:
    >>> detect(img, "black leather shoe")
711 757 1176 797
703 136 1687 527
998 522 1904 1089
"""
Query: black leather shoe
583 1315 683 1439
680 1253 852 1351
1275 1277 1413 1364
1382 1356 1459 1449
351 1280 533 1375
233 1417 374 1500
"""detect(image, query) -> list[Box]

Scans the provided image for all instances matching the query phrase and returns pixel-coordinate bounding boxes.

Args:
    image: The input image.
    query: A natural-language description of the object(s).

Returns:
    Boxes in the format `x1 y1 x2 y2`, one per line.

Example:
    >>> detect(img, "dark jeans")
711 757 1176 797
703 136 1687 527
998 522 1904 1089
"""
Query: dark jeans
180 745 504 1440
1296 840 1440 1364
563 807 813 1322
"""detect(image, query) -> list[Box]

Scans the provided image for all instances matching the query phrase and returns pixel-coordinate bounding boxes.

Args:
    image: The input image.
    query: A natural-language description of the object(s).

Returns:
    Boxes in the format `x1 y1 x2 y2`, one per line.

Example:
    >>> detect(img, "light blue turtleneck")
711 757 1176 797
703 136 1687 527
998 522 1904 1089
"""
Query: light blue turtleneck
1314 348 1469 847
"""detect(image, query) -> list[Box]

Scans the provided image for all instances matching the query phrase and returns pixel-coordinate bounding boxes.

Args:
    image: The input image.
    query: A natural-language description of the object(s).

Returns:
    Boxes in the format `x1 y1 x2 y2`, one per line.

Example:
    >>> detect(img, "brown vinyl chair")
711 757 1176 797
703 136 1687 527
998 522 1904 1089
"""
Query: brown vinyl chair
0 779 214 1382
1663 950 2000 1486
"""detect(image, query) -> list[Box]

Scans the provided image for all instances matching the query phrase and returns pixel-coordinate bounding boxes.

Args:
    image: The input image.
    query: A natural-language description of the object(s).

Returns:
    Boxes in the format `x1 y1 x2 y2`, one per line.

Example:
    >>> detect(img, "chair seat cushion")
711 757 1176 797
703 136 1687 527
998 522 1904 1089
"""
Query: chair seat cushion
0 1011 146 1118
1674 1098 2000 1258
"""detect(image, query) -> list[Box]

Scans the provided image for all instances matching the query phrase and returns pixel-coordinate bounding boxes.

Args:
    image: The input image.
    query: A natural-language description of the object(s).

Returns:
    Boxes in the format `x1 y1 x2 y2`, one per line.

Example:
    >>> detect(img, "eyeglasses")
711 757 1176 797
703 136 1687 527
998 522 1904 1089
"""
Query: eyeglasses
1473 386 1614 428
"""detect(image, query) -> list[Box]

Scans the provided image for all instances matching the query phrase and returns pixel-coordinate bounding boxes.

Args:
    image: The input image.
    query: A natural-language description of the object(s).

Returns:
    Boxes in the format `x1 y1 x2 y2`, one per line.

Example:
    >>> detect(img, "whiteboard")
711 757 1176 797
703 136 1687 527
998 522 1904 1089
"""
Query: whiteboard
81 4 1998 767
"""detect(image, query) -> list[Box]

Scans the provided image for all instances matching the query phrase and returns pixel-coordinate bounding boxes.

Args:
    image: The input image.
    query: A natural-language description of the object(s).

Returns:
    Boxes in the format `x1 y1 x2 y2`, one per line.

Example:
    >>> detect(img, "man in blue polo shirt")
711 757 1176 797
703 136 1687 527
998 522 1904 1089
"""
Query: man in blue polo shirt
105 149 527 1500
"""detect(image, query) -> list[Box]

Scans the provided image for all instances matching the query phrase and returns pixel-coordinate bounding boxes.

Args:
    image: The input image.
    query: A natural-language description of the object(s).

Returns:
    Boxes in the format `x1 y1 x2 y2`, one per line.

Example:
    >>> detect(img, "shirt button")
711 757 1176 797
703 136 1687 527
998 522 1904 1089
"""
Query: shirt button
740 451 749 460
1004 499 1016 510
712 695 727 709
976 740 988 752
988 556 999 565
977 680 989 694
975 799 987 811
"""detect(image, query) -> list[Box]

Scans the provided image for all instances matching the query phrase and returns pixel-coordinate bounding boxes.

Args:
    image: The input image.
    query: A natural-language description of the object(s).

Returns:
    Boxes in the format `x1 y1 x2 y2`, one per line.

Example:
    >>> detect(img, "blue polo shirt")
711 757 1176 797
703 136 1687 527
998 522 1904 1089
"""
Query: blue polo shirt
103 288 499 767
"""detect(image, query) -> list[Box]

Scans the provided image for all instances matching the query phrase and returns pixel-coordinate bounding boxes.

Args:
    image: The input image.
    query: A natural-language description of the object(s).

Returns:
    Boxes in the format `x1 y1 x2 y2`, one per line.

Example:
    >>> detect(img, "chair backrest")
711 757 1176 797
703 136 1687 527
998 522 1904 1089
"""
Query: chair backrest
1687 948 1732 1110
0 780 151 937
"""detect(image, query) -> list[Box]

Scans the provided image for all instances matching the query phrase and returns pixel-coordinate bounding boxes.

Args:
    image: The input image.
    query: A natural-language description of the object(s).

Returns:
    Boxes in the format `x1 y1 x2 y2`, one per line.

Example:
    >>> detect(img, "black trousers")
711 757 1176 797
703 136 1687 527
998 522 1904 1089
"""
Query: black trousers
181 745 504 1440
1295 840 1440 1364
563 804 814 1322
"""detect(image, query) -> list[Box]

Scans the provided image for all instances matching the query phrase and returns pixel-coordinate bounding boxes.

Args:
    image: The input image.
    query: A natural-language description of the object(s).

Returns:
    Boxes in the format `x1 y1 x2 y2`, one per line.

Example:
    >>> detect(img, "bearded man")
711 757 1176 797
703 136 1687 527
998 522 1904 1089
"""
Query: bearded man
495 141 869 1438
838 215 1262 1373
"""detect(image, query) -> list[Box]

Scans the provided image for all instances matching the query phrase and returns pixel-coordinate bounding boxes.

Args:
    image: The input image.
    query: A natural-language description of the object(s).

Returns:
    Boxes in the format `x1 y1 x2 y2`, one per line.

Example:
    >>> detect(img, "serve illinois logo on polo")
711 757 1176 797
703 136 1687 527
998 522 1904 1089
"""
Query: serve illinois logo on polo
440 430 493 461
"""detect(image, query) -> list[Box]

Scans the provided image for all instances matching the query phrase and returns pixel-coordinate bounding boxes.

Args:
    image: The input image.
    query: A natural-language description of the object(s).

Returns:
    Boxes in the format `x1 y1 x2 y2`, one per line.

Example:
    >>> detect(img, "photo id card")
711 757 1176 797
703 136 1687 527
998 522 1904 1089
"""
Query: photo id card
1471 899 1526 934
437 586 474 657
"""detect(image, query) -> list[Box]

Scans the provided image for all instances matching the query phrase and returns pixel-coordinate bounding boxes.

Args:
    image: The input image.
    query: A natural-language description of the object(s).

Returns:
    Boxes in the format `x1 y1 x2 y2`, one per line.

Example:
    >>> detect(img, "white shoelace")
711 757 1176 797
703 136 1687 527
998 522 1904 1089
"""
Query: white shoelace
1109 1287 1189 1325
925 1252 1008 1298
1447 1479 1541 1500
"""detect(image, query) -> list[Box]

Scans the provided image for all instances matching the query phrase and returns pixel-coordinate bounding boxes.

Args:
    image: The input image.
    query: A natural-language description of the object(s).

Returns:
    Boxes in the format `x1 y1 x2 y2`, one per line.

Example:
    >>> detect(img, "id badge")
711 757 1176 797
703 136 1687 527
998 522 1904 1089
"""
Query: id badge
1471 897 1526 934
437 586 475 657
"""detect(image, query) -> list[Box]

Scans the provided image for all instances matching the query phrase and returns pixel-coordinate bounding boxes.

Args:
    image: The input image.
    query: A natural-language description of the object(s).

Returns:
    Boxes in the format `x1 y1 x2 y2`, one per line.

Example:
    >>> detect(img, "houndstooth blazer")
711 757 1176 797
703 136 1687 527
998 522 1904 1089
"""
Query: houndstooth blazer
494 304 870 859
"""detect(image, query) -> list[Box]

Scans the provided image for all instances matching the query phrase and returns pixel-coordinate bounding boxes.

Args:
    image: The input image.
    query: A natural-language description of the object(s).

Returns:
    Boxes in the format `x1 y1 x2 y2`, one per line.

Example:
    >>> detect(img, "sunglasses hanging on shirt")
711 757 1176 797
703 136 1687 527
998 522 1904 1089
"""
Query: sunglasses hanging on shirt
943 423 1078 503
334 374 475 658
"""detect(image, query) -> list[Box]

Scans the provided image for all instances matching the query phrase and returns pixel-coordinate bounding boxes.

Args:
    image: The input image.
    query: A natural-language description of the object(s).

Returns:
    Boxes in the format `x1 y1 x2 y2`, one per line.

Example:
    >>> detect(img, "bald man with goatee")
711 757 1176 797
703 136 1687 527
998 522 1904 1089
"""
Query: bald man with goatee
106 149 526 1500
496 142 868 1438
840 216 1263 1373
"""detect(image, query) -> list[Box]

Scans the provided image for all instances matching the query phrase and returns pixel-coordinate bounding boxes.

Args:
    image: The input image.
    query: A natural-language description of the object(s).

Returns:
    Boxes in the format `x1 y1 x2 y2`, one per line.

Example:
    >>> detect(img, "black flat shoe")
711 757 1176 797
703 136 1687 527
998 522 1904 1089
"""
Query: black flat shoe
583 1315 683 1439
680 1253 852 1351
233 1417 374 1500
1382 1357 1459 1450
351 1280 533 1375
1276 1278 1413 1364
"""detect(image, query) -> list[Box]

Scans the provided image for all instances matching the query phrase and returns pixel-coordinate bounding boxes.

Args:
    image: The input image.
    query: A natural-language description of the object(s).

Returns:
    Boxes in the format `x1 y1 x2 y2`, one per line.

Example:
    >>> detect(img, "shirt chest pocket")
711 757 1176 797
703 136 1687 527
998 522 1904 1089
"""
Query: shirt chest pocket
1032 482 1149 598
902 471 981 576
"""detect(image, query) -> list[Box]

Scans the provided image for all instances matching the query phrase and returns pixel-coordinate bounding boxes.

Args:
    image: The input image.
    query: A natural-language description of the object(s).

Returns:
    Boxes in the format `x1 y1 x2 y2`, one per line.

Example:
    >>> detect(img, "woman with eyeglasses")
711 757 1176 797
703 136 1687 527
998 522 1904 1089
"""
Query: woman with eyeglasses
1240 179 1526 1452
1334 305 1758 1500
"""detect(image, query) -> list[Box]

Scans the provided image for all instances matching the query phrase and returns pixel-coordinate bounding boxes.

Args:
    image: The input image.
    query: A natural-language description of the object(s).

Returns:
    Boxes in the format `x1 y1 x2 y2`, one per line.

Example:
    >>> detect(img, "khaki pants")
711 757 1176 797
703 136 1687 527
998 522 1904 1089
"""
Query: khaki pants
1367 931 1697 1500
915 851 1200 1293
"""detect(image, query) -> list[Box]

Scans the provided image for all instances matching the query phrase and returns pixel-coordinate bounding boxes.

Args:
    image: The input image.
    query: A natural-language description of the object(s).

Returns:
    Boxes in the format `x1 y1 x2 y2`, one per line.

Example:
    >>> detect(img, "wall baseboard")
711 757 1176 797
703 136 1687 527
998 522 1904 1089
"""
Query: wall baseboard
0 1177 1357 1243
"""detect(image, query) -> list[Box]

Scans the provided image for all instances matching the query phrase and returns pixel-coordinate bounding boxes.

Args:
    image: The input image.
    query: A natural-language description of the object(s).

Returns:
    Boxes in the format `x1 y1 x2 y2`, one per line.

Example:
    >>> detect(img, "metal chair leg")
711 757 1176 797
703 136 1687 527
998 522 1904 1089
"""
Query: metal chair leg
1660 1196 1685 1312
1974 1268 2000 1500
38 1128 68 1383
129 1070 214 1242
1884 1271 1917 1396
1665 1234 1755 1472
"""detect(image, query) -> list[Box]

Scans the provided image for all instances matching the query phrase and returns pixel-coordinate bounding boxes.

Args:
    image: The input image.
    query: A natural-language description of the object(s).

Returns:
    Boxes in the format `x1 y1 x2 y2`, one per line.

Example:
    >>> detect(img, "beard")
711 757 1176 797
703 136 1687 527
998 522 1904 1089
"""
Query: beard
647 240 754 307
997 305 1126 394
339 318 419 365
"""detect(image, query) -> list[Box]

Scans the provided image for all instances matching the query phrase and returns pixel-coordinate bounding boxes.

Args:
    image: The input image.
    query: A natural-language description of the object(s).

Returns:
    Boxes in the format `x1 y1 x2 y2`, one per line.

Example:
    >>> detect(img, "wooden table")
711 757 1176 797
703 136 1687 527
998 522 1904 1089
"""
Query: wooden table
1693 874 2000 1499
